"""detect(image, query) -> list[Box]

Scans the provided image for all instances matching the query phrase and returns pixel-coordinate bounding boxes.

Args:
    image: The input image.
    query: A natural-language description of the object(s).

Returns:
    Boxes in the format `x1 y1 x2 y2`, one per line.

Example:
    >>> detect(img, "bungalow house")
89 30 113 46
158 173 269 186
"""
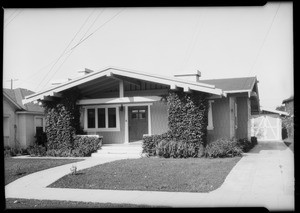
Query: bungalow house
22 67 260 145
3 88 45 149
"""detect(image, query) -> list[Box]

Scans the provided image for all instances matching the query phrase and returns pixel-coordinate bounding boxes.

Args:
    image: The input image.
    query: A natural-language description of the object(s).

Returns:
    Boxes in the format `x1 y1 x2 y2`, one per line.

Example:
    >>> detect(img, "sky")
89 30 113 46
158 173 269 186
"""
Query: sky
3 2 293 109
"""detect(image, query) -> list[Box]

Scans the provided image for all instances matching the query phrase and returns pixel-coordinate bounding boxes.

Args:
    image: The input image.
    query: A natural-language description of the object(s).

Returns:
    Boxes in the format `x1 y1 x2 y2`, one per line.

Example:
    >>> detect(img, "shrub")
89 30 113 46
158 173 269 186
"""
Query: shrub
155 139 199 158
72 135 103 157
4 146 29 157
251 136 258 145
204 138 242 158
35 132 47 146
142 132 171 156
237 137 257 153
27 144 47 157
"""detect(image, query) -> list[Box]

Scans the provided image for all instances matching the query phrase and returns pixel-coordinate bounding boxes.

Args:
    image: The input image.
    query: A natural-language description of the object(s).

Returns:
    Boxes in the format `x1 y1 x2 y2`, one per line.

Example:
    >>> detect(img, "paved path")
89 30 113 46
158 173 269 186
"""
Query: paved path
5 140 294 210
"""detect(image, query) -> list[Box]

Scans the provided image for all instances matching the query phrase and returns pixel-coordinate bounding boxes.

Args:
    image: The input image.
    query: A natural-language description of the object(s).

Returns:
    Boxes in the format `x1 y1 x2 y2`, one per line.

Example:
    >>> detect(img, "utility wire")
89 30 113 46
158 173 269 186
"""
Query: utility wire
38 8 124 91
37 9 106 91
241 3 281 91
4 9 22 28
70 8 124 51
35 10 95 91
77 9 105 44
4 9 17 23
181 12 205 71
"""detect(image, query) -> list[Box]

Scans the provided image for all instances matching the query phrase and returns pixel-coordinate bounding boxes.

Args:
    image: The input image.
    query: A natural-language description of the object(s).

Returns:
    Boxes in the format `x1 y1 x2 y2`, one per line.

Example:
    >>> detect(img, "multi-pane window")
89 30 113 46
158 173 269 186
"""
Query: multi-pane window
131 109 146 119
35 117 44 136
108 108 117 128
86 107 118 130
87 109 96 128
98 108 106 128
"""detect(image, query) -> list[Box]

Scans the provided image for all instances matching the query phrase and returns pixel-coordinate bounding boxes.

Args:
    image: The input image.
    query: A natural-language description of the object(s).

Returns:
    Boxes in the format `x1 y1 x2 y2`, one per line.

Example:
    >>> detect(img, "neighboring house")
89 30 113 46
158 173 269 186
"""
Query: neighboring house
3 88 45 148
282 96 294 116
23 67 260 144
282 96 294 139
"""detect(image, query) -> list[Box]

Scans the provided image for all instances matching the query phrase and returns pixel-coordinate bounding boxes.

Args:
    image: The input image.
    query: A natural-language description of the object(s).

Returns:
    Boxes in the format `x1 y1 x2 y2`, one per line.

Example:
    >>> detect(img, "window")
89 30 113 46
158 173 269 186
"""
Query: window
87 109 96 128
85 106 119 131
207 100 214 130
131 109 146 120
35 116 44 136
108 108 116 128
98 108 105 128
234 102 238 129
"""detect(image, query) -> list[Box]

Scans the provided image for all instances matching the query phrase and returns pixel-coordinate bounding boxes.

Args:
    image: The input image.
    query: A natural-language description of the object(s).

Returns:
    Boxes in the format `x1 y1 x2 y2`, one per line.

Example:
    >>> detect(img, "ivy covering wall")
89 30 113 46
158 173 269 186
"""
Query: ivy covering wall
143 90 209 158
167 91 208 146
44 88 82 152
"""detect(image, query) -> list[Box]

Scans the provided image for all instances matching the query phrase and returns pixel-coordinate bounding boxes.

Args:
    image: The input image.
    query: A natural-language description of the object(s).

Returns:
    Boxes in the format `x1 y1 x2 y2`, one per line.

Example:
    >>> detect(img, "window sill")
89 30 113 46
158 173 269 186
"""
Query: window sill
207 126 214 131
85 128 120 132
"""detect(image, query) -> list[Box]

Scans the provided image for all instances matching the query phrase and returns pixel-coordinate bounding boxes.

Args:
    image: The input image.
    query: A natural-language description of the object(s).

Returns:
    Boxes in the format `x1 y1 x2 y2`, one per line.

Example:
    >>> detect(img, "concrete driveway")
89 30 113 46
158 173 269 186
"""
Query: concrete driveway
5 140 294 210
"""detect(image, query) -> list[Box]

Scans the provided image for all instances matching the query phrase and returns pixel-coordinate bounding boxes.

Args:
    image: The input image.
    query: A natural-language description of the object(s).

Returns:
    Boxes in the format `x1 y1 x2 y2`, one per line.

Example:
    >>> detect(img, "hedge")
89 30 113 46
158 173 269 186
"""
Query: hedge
237 137 258 153
156 139 200 158
142 132 171 156
204 138 243 158
142 90 208 158
72 135 103 157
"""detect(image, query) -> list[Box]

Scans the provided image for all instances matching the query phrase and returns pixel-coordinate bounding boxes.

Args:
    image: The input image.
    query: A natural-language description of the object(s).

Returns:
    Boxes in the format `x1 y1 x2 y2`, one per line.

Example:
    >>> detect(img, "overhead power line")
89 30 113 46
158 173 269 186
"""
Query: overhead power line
4 9 22 28
35 10 95 91
241 2 281 90
38 8 124 91
70 8 124 51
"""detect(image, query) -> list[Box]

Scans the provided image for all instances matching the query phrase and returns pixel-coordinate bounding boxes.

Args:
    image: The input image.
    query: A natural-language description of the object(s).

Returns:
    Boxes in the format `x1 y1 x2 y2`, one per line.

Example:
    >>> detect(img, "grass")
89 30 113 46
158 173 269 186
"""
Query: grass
49 157 241 192
4 157 84 185
5 198 159 209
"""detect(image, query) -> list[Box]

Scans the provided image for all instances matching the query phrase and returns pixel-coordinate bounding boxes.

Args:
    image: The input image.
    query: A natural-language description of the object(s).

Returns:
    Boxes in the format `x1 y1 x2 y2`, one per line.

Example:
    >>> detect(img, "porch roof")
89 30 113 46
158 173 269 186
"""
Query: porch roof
23 67 225 104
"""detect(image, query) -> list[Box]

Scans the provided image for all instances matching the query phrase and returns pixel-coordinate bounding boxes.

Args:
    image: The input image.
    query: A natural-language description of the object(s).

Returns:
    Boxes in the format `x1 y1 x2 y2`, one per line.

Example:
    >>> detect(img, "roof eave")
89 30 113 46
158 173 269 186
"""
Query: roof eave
23 67 224 104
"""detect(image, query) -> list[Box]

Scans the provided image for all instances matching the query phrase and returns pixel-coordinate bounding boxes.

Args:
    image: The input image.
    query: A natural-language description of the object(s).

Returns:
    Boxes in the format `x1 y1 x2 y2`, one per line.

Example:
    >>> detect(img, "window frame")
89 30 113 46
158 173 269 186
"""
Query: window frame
84 105 120 132
207 100 214 130
34 116 45 135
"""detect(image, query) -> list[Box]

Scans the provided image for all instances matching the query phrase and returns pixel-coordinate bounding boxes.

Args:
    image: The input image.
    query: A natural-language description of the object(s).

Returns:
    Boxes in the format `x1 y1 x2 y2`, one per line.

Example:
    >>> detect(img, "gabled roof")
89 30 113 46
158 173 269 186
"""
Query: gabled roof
3 88 44 113
198 77 257 93
261 107 289 116
23 67 224 104
282 96 294 104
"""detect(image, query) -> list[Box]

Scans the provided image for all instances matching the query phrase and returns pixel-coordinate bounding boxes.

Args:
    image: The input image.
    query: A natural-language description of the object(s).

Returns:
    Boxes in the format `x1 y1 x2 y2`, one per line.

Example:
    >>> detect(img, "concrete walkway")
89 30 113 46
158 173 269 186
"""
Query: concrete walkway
5 140 294 210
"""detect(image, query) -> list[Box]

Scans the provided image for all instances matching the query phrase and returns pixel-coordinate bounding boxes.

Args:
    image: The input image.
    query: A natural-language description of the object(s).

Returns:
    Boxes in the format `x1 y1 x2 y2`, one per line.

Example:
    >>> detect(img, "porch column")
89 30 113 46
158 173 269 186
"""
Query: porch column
119 80 124 98
124 105 129 143
148 104 152 135
247 98 252 140
229 96 235 139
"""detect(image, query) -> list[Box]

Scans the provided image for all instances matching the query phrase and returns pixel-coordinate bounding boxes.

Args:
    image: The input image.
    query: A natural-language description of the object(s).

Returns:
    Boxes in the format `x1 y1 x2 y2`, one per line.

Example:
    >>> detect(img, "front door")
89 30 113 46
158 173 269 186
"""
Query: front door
128 106 148 142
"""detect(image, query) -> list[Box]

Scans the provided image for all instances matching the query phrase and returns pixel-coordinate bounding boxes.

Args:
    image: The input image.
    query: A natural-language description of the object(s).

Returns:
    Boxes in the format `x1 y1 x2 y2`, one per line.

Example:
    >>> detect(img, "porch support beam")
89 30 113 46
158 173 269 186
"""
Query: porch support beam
184 86 191 93
108 73 141 88
170 84 178 90
119 80 124 98
124 105 129 144
148 104 152 135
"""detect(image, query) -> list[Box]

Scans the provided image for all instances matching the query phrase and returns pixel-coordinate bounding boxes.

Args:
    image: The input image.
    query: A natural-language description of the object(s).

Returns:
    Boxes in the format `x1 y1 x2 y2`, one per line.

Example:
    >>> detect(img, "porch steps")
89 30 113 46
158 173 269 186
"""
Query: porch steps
91 142 143 157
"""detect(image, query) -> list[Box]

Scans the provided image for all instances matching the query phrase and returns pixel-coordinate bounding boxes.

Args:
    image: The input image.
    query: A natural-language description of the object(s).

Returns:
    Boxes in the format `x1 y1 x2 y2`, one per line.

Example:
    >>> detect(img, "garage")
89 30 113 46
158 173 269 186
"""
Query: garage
250 107 290 141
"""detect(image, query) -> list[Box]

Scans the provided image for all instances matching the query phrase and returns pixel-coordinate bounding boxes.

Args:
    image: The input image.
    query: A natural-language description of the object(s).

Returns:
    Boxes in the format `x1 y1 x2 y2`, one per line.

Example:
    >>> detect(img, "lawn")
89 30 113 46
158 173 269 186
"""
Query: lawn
4 158 84 185
5 198 159 209
49 157 241 192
